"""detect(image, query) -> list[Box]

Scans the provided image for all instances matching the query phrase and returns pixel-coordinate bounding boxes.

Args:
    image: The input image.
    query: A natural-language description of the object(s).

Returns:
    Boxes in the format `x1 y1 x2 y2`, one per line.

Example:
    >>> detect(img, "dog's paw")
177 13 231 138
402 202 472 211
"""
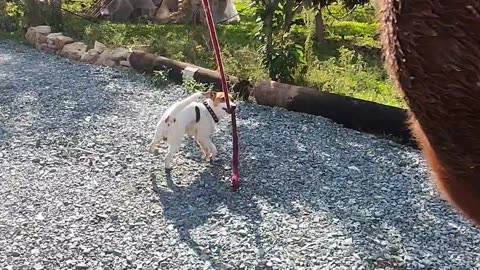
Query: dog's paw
164 164 173 171
149 144 156 153
149 145 160 156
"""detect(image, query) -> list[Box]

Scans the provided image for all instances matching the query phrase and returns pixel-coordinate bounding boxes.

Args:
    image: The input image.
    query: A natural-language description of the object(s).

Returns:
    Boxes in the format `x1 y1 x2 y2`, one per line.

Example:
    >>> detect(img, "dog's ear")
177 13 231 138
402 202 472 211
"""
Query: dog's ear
203 91 216 100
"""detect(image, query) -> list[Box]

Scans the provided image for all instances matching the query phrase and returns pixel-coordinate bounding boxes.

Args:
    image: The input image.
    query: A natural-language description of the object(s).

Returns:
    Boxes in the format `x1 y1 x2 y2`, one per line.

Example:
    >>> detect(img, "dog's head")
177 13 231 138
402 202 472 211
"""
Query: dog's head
203 91 237 119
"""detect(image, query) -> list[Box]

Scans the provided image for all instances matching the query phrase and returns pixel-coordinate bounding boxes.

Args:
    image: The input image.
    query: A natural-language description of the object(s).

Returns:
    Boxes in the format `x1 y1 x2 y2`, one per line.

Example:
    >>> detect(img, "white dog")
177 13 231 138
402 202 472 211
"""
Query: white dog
149 91 236 170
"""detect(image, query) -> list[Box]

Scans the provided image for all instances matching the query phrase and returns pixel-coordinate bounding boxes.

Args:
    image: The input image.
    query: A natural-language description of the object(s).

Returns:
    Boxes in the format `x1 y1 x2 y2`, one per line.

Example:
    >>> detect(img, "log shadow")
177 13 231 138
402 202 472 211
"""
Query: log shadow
232 103 480 268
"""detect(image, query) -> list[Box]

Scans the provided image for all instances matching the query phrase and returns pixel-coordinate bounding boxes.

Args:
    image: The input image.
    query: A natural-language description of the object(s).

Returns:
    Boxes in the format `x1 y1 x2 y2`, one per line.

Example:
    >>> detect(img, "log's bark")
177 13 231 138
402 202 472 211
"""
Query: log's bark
252 80 413 145
378 0 480 225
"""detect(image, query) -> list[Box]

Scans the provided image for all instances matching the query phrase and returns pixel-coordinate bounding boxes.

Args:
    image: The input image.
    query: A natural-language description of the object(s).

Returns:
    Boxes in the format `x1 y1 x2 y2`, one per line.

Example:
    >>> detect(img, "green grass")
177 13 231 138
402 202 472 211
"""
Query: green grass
1 0 405 108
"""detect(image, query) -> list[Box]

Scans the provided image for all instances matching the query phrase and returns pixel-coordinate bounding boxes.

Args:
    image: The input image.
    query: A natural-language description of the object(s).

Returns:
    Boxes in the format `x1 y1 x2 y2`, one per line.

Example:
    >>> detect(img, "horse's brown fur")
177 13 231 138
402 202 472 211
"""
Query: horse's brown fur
377 0 480 225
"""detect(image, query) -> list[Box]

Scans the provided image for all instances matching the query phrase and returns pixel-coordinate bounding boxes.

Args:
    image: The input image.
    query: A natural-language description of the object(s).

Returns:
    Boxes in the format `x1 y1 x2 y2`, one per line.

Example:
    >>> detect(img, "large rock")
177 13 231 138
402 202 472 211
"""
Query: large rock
43 32 74 51
46 32 63 42
46 33 64 51
110 47 130 62
25 26 51 47
33 25 51 34
80 49 101 64
36 43 57 54
56 36 75 50
94 41 107 54
60 42 87 61
95 49 116 66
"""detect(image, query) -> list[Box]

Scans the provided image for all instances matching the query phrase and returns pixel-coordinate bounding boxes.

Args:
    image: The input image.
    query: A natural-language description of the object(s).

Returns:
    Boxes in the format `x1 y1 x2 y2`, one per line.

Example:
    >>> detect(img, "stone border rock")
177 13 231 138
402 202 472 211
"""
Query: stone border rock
24 25 131 67
22 24 415 147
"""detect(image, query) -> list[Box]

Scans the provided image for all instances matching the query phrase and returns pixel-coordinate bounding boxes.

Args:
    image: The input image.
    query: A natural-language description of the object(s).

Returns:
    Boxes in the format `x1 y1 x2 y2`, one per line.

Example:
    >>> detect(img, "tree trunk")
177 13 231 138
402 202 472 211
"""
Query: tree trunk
24 0 43 27
264 3 274 79
24 0 63 31
48 0 63 31
283 0 295 32
314 7 325 43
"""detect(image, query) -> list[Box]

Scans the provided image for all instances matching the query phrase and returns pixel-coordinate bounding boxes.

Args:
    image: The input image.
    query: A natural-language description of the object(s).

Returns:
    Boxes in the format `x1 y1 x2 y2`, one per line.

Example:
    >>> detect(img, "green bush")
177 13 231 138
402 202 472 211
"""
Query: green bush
0 0 25 32
0 0 405 108
304 46 403 107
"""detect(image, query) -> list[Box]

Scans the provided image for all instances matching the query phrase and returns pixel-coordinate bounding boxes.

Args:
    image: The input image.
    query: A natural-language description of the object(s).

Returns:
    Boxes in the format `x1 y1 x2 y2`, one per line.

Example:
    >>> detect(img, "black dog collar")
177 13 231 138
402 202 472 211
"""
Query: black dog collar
203 101 219 123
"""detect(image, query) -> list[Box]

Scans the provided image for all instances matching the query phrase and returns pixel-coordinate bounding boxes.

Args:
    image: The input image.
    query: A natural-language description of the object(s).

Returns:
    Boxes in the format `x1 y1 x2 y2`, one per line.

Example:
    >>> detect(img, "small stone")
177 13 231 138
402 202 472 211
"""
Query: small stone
348 165 361 172
10 251 21 257
33 263 44 270
237 229 248 236
76 263 89 269
343 238 353 245
95 213 108 219
126 256 134 263
106 249 122 256
35 212 45 221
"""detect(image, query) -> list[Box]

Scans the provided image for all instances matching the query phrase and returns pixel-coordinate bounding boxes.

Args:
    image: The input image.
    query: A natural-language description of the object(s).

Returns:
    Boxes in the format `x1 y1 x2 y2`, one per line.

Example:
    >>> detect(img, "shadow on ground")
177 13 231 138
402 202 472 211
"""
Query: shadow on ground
153 105 480 268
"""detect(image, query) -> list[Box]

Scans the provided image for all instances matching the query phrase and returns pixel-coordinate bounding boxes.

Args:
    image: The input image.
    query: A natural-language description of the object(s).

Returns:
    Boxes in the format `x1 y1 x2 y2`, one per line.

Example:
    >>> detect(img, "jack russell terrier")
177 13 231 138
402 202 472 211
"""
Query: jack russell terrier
149 91 236 170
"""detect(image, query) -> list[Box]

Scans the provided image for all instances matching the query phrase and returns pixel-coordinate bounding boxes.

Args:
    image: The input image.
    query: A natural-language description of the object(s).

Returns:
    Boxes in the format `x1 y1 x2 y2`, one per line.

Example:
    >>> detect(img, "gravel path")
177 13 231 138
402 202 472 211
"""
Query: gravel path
1 40 480 270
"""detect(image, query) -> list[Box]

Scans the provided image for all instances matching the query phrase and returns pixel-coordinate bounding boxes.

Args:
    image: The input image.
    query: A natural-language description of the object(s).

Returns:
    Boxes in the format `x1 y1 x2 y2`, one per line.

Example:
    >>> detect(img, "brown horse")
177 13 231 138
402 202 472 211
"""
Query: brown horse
377 0 480 225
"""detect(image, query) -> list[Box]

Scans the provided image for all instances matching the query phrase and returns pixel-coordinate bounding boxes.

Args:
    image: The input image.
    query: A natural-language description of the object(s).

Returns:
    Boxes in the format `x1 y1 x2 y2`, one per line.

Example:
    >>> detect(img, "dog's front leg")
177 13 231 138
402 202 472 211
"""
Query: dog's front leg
196 137 216 162
206 138 217 163
164 140 181 170
149 123 163 153
195 139 210 161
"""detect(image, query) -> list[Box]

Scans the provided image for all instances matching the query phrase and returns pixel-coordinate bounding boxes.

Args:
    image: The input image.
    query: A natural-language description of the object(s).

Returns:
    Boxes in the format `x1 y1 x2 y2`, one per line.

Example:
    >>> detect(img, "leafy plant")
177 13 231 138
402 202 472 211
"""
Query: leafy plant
182 78 211 93
304 46 403 107
151 70 171 88
0 0 25 32
268 32 306 82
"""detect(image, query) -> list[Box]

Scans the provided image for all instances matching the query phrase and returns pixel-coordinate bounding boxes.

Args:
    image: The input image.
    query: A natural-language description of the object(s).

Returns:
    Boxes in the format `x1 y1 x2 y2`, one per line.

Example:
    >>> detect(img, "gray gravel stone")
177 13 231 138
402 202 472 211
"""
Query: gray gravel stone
1 39 480 269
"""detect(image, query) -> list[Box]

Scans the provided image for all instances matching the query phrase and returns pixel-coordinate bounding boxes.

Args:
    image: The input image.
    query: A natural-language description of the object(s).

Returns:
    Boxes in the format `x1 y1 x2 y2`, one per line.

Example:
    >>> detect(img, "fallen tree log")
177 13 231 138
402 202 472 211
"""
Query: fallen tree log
252 80 414 146
129 51 239 89
129 51 414 146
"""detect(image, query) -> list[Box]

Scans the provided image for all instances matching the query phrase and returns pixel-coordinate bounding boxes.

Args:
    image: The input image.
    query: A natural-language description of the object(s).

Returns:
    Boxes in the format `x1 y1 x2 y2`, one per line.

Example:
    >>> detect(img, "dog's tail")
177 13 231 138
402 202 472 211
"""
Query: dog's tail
163 91 203 123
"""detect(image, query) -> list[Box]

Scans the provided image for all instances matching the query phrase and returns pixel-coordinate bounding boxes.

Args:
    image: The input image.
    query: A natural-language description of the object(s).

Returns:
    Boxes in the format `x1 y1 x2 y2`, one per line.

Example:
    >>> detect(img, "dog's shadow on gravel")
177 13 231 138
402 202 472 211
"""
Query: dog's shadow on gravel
149 104 480 268
152 165 265 268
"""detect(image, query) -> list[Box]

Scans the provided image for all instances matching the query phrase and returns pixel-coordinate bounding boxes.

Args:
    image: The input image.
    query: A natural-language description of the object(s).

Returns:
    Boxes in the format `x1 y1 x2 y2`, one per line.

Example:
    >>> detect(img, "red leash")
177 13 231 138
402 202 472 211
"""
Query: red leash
200 0 240 190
